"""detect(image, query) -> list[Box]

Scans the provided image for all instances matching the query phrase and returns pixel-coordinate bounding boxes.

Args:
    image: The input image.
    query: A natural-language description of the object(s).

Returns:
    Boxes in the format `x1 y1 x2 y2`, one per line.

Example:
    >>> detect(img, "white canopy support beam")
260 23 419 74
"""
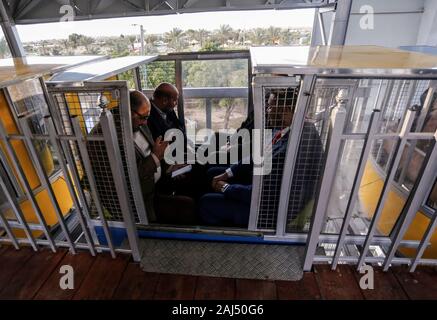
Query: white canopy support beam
0 0 25 57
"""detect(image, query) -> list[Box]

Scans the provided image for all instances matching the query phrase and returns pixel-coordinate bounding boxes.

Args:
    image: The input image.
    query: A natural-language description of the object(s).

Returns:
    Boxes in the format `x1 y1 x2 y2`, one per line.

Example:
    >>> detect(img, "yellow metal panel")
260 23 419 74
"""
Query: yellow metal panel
0 91 40 189
360 160 437 259
5 177 73 238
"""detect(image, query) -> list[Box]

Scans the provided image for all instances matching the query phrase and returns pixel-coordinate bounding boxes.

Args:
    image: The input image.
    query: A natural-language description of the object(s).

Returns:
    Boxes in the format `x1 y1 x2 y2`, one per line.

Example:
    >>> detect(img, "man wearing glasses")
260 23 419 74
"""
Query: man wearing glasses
130 90 196 224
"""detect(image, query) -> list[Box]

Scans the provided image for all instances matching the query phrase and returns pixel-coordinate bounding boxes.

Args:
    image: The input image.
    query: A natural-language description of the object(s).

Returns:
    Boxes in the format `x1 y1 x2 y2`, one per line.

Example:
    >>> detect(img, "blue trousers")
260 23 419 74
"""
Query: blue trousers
199 167 250 227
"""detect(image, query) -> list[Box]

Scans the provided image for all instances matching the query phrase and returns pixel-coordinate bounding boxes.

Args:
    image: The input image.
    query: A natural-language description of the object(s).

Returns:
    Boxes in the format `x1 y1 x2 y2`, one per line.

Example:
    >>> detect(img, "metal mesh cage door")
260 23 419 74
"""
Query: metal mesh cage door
46 81 147 225
250 76 301 231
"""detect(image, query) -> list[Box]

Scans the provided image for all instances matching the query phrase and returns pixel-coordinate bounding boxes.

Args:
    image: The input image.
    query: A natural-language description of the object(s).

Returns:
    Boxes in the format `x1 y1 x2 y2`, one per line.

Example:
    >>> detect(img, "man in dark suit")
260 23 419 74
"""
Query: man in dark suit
88 90 195 224
130 90 197 224
198 90 324 227
148 82 206 200
147 82 186 140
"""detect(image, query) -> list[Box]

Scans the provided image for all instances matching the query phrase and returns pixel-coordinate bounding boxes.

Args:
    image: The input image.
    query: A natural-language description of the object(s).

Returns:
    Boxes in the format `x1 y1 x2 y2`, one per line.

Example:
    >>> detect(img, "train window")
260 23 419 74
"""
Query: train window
140 61 176 90
117 69 136 89
182 59 248 143
7 79 60 177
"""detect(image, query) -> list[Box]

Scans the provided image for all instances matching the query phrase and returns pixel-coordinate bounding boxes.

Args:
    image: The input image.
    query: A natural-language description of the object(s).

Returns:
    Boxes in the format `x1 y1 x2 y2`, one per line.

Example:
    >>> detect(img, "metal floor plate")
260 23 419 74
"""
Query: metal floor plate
139 239 305 281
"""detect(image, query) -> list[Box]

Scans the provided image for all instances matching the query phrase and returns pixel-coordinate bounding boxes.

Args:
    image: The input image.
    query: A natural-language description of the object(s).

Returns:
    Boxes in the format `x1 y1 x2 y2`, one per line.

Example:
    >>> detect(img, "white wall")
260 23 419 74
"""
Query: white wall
416 0 437 45
344 0 425 47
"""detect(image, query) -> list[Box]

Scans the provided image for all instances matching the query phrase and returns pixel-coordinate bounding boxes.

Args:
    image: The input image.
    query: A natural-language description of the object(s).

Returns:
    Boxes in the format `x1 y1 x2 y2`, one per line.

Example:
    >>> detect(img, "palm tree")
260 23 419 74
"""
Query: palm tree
216 24 233 47
164 28 186 52
249 28 266 45
194 29 209 47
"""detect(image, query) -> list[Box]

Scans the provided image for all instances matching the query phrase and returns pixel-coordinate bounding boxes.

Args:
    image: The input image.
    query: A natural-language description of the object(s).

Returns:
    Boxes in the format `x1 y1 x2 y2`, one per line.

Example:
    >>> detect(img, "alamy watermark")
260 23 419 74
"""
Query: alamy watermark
359 5 375 30
59 264 74 290
359 264 374 290
162 128 273 176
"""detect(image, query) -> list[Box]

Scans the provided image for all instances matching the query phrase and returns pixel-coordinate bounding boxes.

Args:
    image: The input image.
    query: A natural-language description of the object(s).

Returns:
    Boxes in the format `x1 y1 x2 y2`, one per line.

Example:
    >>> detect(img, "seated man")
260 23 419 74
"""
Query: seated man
87 90 195 224
198 90 324 227
130 90 196 225
148 82 186 140
148 82 207 199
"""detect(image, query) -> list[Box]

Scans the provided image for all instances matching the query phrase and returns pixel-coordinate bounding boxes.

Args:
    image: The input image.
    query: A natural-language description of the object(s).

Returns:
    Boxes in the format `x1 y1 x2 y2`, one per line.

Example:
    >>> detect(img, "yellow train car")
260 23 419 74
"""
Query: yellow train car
0 55 105 239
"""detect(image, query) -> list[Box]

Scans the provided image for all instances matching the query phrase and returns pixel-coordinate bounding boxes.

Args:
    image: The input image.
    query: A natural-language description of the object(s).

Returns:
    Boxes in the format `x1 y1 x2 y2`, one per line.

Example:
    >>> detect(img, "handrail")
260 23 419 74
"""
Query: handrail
143 87 248 99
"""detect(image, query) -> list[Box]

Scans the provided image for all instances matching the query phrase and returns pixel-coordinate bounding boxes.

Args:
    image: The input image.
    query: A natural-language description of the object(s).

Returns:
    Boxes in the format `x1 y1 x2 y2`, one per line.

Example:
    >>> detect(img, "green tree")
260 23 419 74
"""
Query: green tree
80 35 95 52
68 33 82 49
194 29 210 47
266 26 281 45
215 24 233 47
249 28 266 45
0 37 10 58
164 28 186 52
144 61 176 89
200 40 220 52
184 59 247 129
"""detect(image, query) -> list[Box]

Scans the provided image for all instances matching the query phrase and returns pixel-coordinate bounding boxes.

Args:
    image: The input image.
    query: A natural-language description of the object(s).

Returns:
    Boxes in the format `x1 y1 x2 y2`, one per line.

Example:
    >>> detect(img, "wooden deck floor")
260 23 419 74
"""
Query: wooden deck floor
1 245 437 300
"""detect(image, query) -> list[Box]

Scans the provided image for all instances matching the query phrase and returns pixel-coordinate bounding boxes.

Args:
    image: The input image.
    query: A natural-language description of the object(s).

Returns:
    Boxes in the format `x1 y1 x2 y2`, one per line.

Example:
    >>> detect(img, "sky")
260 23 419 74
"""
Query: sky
16 9 315 42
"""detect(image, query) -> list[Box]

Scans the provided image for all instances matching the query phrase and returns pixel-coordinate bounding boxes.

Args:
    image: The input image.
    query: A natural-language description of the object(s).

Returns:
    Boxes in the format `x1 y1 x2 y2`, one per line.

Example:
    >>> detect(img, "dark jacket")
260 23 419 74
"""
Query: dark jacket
147 101 186 141
134 125 161 222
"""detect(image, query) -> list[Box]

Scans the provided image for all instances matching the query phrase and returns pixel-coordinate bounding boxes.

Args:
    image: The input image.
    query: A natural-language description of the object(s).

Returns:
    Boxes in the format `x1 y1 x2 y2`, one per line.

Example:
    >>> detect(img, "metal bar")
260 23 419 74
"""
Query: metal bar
383 130 437 271
0 158 37 250
0 204 19 249
0 0 25 57
99 109 141 262
60 140 99 250
398 85 436 185
331 109 382 270
0 121 56 251
303 92 348 271
247 80 265 231
18 117 76 254
327 0 352 45
357 108 416 270
205 98 212 130
39 77 65 135
175 59 185 127
143 87 248 99
314 255 413 265
317 10 327 46
58 137 102 250
134 66 142 91
0 219 48 231
375 80 394 164
276 75 315 236
71 116 116 258
119 85 148 224
266 233 422 247
411 186 437 272
155 50 250 61
45 116 96 256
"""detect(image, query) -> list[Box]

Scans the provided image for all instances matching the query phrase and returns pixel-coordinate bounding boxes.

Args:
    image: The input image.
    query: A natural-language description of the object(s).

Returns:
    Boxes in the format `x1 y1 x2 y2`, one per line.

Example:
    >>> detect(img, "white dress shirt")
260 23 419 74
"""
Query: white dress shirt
134 131 161 182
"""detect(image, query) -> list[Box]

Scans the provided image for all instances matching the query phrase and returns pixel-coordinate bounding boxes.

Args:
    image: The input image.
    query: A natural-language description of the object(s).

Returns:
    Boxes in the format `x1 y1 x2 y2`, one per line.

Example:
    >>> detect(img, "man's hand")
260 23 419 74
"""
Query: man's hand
152 136 168 161
212 172 229 190
212 180 227 193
